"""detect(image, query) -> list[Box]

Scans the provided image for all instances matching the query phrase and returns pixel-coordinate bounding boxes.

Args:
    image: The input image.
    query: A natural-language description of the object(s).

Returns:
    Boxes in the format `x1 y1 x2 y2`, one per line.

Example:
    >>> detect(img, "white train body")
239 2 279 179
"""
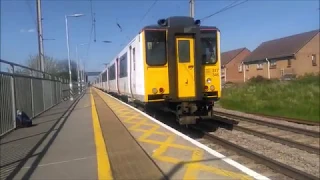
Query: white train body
97 33 146 102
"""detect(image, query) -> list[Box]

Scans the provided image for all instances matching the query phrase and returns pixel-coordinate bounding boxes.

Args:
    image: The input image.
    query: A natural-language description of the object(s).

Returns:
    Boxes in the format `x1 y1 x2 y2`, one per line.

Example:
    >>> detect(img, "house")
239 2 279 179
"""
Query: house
221 47 251 83
243 29 320 81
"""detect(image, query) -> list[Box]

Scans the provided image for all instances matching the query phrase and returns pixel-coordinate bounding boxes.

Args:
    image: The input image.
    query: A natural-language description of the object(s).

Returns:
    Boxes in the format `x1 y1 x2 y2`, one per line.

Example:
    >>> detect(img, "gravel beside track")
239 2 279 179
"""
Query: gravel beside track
196 138 293 180
236 121 320 149
211 128 320 179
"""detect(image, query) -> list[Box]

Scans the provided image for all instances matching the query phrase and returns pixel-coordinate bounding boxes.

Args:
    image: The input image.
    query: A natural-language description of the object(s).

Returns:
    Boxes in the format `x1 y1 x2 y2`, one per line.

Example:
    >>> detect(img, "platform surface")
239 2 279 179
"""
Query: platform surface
94 88 269 180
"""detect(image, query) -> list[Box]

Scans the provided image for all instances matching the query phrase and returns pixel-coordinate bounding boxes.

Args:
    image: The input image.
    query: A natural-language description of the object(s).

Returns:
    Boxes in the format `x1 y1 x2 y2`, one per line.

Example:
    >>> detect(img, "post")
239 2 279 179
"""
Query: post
189 0 195 18
224 67 227 83
65 15 73 101
30 70 35 117
76 45 80 95
10 65 16 129
80 59 84 91
36 0 45 72
266 58 270 79
242 62 246 82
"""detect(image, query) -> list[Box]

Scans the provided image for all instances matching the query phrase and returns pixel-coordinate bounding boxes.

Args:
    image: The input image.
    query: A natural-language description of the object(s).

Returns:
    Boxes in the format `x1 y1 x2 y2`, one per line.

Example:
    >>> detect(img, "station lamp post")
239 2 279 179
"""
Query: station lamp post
76 43 88 94
65 13 84 101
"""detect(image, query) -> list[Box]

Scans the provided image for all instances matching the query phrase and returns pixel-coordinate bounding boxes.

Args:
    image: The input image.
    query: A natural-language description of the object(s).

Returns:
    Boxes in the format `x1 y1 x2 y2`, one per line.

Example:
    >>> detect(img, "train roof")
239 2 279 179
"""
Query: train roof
140 16 219 32
141 25 219 31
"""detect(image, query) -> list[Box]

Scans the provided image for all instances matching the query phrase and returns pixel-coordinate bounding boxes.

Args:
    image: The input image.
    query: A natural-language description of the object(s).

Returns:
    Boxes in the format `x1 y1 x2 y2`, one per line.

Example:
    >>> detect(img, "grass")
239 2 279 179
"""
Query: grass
219 73 320 122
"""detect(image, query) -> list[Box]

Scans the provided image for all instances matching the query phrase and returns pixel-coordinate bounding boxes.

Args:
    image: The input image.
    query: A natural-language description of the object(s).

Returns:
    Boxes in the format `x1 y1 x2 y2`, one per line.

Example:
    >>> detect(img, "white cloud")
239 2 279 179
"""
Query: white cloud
27 29 35 33
20 28 35 33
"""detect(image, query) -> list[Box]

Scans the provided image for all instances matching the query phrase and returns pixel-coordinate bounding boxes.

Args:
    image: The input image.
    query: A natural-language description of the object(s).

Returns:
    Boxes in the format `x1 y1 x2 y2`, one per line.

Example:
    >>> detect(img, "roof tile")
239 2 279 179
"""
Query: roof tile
221 48 248 65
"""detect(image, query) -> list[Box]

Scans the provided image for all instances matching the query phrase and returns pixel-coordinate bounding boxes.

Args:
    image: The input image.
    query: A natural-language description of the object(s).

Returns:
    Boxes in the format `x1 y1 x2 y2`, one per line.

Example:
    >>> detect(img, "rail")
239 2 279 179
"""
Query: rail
0 59 84 136
214 111 320 138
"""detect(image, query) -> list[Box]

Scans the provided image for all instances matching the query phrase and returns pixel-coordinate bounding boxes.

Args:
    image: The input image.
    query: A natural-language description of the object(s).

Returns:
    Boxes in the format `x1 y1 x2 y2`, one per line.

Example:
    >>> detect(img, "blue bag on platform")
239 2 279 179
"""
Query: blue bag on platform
16 110 32 128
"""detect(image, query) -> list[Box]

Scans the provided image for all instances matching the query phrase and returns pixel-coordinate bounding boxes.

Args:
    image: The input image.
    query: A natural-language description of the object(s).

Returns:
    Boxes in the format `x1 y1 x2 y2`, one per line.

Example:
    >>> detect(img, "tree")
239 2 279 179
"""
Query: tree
55 59 78 81
26 54 59 74
25 54 78 81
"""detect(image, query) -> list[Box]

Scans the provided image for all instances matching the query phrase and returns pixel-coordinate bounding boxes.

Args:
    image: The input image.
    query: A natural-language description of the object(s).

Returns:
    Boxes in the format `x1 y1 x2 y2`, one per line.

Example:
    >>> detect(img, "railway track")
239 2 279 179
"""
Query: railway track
191 125 319 180
248 113 320 126
212 111 320 154
214 111 319 138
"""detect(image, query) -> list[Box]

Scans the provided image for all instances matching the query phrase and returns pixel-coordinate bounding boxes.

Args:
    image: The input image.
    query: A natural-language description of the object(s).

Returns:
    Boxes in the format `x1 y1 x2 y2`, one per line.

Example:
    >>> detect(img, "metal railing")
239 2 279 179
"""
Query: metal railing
0 59 82 136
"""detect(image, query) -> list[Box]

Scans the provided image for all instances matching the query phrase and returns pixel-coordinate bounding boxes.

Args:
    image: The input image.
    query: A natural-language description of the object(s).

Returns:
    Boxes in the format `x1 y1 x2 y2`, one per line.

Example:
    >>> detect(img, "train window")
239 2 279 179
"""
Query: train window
200 31 217 64
102 71 107 82
133 48 136 71
145 30 167 66
178 40 190 63
108 64 116 80
119 53 128 78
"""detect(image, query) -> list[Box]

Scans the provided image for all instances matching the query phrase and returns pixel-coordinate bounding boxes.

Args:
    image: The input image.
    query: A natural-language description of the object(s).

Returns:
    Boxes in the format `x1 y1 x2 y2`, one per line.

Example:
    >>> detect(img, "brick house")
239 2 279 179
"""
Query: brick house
221 48 251 83
242 29 319 81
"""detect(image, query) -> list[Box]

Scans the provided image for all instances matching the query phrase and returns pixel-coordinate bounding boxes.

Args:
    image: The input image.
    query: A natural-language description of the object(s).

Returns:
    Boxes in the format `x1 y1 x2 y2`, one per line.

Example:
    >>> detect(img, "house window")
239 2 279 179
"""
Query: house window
287 59 291 67
238 64 243 72
312 54 317 66
270 60 276 68
256 63 263 70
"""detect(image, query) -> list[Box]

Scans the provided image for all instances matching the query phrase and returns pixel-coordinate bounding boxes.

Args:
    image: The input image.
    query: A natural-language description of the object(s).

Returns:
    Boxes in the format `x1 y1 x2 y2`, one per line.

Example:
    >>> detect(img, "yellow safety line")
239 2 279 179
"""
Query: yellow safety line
90 88 113 180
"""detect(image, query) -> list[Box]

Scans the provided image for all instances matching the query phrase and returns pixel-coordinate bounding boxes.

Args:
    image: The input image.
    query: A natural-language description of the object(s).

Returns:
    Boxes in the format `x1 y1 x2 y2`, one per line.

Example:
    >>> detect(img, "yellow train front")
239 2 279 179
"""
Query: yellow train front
142 16 221 125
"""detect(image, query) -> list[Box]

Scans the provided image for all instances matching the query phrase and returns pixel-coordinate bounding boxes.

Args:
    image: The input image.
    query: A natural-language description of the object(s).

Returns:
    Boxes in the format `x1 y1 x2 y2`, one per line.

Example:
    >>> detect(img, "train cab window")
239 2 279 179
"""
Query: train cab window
145 30 167 66
200 31 217 64
178 40 190 63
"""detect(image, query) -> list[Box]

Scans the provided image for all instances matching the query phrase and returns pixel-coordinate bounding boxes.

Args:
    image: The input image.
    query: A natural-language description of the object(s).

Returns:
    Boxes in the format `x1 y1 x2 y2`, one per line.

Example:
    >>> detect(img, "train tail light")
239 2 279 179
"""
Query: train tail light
204 86 208 91
159 87 164 94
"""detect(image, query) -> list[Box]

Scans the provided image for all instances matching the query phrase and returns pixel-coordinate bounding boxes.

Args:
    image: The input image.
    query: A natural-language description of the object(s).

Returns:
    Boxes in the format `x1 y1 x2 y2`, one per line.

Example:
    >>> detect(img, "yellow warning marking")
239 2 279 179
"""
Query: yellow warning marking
197 164 253 180
183 149 203 180
90 89 113 180
94 89 252 180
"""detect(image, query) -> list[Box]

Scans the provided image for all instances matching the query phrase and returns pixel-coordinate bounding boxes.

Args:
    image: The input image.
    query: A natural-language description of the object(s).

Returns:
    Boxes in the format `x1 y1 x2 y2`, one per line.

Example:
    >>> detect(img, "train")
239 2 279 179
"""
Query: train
93 16 221 125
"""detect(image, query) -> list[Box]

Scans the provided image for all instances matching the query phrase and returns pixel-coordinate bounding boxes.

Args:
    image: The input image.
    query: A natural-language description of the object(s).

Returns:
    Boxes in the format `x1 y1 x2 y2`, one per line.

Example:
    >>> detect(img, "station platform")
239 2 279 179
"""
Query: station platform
0 88 269 180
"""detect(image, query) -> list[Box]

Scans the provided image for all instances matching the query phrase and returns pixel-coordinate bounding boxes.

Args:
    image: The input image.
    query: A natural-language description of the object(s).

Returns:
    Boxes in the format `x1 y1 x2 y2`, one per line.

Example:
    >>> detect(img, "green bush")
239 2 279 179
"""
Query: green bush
219 74 320 122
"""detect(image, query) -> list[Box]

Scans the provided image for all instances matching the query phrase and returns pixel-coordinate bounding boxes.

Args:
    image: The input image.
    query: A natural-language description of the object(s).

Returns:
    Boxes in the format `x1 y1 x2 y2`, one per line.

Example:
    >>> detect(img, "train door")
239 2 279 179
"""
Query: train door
175 37 196 98
116 58 120 94
132 47 136 96
129 46 136 98
107 68 110 92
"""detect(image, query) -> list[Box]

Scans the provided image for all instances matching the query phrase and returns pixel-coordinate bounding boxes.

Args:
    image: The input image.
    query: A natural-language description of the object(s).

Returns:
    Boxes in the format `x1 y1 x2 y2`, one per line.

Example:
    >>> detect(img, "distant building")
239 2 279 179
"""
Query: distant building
243 29 320 81
221 48 251 83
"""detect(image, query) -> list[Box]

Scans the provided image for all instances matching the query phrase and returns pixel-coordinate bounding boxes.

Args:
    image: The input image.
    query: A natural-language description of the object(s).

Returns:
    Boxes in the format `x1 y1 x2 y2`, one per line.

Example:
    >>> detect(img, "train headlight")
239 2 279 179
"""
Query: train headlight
152 88 158 94
206 78 212 84
210 85 215 91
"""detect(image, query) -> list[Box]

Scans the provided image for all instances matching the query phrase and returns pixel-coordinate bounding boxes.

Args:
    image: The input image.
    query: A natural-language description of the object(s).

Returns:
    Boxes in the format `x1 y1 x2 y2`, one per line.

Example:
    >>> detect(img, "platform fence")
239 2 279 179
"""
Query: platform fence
0 59 84 136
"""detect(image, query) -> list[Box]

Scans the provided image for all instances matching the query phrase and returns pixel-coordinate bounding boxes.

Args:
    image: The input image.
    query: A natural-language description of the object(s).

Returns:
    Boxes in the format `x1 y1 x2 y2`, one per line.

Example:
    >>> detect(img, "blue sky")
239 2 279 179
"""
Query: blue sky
1 0 319 72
